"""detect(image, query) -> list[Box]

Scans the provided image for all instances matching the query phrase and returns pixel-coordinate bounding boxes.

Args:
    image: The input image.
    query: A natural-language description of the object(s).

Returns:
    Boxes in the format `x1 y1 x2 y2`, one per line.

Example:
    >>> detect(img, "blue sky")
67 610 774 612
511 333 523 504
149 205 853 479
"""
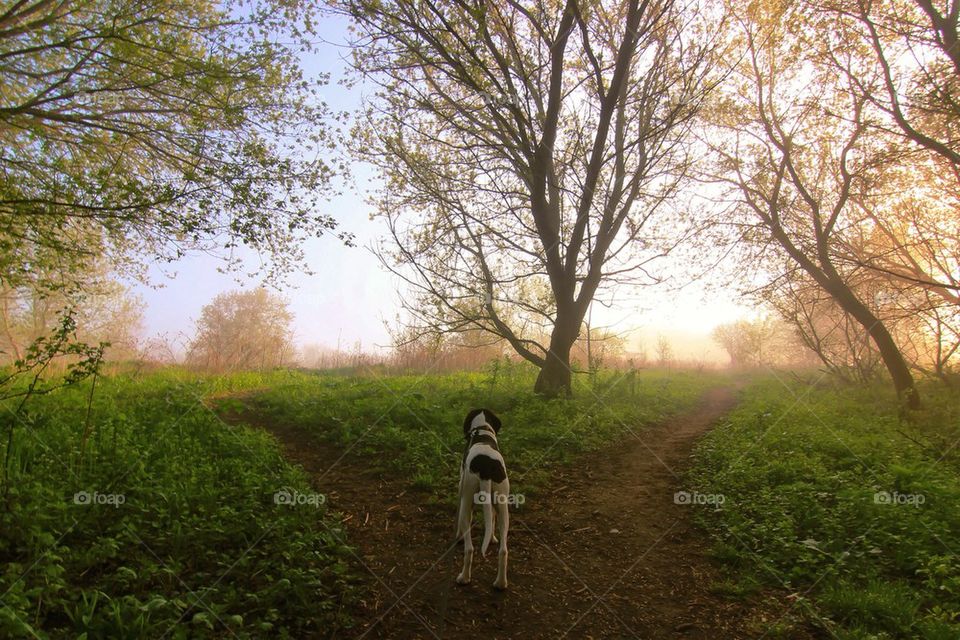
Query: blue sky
130 11 753 362
132 12 398 355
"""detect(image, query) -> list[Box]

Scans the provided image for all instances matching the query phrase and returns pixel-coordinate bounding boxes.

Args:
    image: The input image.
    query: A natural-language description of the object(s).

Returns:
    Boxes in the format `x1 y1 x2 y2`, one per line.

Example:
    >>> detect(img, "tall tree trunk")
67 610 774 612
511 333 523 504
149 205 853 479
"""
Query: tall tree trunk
767 223 922 409
534 342 573 397
828 283 920 409
534 314 578 397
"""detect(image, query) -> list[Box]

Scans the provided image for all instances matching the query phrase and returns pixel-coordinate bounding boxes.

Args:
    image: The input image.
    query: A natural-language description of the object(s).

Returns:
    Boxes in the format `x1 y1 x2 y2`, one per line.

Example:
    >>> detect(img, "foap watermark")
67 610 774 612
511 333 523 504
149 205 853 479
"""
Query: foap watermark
474 491 525 506
73 490 125 508
478 88 521 110
674 490 725 507
874 491 925 507
873 291 900 309
274 488 326 508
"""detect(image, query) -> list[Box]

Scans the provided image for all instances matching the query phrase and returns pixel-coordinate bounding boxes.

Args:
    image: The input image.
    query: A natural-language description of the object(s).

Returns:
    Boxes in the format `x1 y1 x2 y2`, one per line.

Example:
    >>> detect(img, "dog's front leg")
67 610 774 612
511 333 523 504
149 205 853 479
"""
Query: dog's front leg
456 488 474 585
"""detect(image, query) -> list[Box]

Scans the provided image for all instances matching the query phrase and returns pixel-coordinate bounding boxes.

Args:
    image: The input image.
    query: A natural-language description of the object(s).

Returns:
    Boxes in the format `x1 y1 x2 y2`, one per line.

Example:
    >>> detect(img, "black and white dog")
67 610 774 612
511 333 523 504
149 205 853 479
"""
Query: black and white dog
455 408 509 589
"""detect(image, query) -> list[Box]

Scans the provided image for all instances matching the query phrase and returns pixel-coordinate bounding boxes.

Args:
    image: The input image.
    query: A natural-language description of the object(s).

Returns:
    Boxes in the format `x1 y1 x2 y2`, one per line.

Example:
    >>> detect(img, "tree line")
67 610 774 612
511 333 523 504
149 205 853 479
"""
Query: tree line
0 0 956 407
0 0 347 391
342 0 958 405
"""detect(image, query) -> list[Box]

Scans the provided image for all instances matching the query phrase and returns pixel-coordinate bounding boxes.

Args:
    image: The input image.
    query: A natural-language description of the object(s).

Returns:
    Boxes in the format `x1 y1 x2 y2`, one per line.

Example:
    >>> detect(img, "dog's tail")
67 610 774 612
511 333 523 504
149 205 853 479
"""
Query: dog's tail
480 479 494 557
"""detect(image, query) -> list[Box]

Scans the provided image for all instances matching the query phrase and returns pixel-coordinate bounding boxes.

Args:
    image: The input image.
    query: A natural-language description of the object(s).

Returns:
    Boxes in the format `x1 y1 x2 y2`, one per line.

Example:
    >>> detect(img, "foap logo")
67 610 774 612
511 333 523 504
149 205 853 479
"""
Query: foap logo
874 491 925 507
474 491 525 506
73 490 125 508
274 488 326 508
478 88 521 110
873 291 899 308
674 491 725 507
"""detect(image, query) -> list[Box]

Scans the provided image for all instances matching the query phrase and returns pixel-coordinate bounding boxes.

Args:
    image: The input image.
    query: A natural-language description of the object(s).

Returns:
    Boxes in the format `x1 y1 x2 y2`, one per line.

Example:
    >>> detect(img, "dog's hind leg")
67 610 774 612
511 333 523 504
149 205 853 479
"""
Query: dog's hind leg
455 488 474 585
455 472 464 541
493 484 509 590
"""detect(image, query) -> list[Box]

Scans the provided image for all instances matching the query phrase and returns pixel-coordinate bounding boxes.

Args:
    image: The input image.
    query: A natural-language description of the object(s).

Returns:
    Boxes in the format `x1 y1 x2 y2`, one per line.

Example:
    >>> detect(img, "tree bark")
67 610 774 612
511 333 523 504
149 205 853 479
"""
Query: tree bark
534 341 574 396
533 312 579 396
754 203 923 406
824 279 920 409
770 219 921 408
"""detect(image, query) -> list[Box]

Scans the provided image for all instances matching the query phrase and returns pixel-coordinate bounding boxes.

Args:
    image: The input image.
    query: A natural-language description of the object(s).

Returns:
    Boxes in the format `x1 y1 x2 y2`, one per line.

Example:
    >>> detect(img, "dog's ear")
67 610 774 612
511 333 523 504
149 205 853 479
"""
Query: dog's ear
485 409 502 434
463 408 482 440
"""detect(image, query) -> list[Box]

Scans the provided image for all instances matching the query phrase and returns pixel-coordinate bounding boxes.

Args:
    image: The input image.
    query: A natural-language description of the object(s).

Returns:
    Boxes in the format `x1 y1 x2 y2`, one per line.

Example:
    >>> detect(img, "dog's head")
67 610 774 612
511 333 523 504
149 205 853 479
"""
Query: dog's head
462 408 502 440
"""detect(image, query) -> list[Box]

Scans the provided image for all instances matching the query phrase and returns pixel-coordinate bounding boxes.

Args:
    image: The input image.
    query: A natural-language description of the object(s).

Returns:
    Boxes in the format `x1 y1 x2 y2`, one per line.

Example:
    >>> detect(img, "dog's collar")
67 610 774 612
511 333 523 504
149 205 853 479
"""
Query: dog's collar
469 424 496 438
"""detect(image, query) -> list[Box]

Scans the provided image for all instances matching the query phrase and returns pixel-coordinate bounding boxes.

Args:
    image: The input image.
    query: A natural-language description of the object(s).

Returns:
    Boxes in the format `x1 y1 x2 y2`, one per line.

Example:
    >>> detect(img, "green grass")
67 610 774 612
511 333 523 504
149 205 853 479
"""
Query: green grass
0 369 357 639
0 363 722 638
687 376 960 639
236 361 723 498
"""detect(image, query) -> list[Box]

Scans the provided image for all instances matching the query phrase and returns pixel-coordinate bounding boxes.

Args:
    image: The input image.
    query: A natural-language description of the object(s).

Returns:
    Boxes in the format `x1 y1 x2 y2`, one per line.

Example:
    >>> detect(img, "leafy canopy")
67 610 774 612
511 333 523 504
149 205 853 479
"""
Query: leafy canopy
0 0 350 291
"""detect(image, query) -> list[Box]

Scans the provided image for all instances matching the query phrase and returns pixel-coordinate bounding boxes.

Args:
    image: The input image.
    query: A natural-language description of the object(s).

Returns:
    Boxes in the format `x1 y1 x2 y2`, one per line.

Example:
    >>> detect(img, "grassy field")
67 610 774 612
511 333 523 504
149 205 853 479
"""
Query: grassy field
232 361 723 497
0 363 719 638
0 370 357 639
9 362 954 639
687 376 960 639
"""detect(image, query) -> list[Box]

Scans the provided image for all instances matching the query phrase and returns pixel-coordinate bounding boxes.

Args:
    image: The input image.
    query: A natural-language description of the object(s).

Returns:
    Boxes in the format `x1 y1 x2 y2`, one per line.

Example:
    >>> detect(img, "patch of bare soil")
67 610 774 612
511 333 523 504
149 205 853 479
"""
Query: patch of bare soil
219 387 819 639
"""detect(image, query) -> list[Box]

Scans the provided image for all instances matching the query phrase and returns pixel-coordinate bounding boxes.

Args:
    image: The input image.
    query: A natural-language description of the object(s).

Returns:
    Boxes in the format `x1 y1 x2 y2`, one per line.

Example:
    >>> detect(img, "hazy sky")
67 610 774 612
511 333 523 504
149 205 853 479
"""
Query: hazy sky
130 12 755 362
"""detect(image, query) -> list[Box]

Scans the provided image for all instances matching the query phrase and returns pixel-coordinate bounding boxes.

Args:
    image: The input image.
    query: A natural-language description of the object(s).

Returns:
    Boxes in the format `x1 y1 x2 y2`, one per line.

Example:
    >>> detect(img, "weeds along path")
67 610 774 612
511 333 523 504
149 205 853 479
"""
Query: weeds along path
220 386 798 639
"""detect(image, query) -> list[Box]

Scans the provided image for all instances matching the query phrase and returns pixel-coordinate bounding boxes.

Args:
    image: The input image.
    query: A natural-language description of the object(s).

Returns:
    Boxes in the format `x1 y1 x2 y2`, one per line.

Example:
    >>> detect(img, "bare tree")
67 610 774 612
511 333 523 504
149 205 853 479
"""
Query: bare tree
837 160 960 308
709 1 921 407
389 324 507 372
573 327 626 373
824 0 960 172
916 300 960 385
343 0 720 395
883 286 960 385
763 269 884 381
655 334 674 367
712 320 755 368
811 0 960 307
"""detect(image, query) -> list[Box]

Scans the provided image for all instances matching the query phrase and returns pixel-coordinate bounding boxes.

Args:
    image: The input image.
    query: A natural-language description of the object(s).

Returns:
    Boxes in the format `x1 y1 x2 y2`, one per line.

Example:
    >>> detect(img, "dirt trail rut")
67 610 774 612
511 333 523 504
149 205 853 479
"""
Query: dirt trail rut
225 386 805 639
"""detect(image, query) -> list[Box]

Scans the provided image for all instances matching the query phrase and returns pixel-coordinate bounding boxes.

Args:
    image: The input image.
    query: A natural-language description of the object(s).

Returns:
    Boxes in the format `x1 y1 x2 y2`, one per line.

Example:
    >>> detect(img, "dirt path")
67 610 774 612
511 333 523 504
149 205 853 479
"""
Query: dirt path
222 386 805 639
